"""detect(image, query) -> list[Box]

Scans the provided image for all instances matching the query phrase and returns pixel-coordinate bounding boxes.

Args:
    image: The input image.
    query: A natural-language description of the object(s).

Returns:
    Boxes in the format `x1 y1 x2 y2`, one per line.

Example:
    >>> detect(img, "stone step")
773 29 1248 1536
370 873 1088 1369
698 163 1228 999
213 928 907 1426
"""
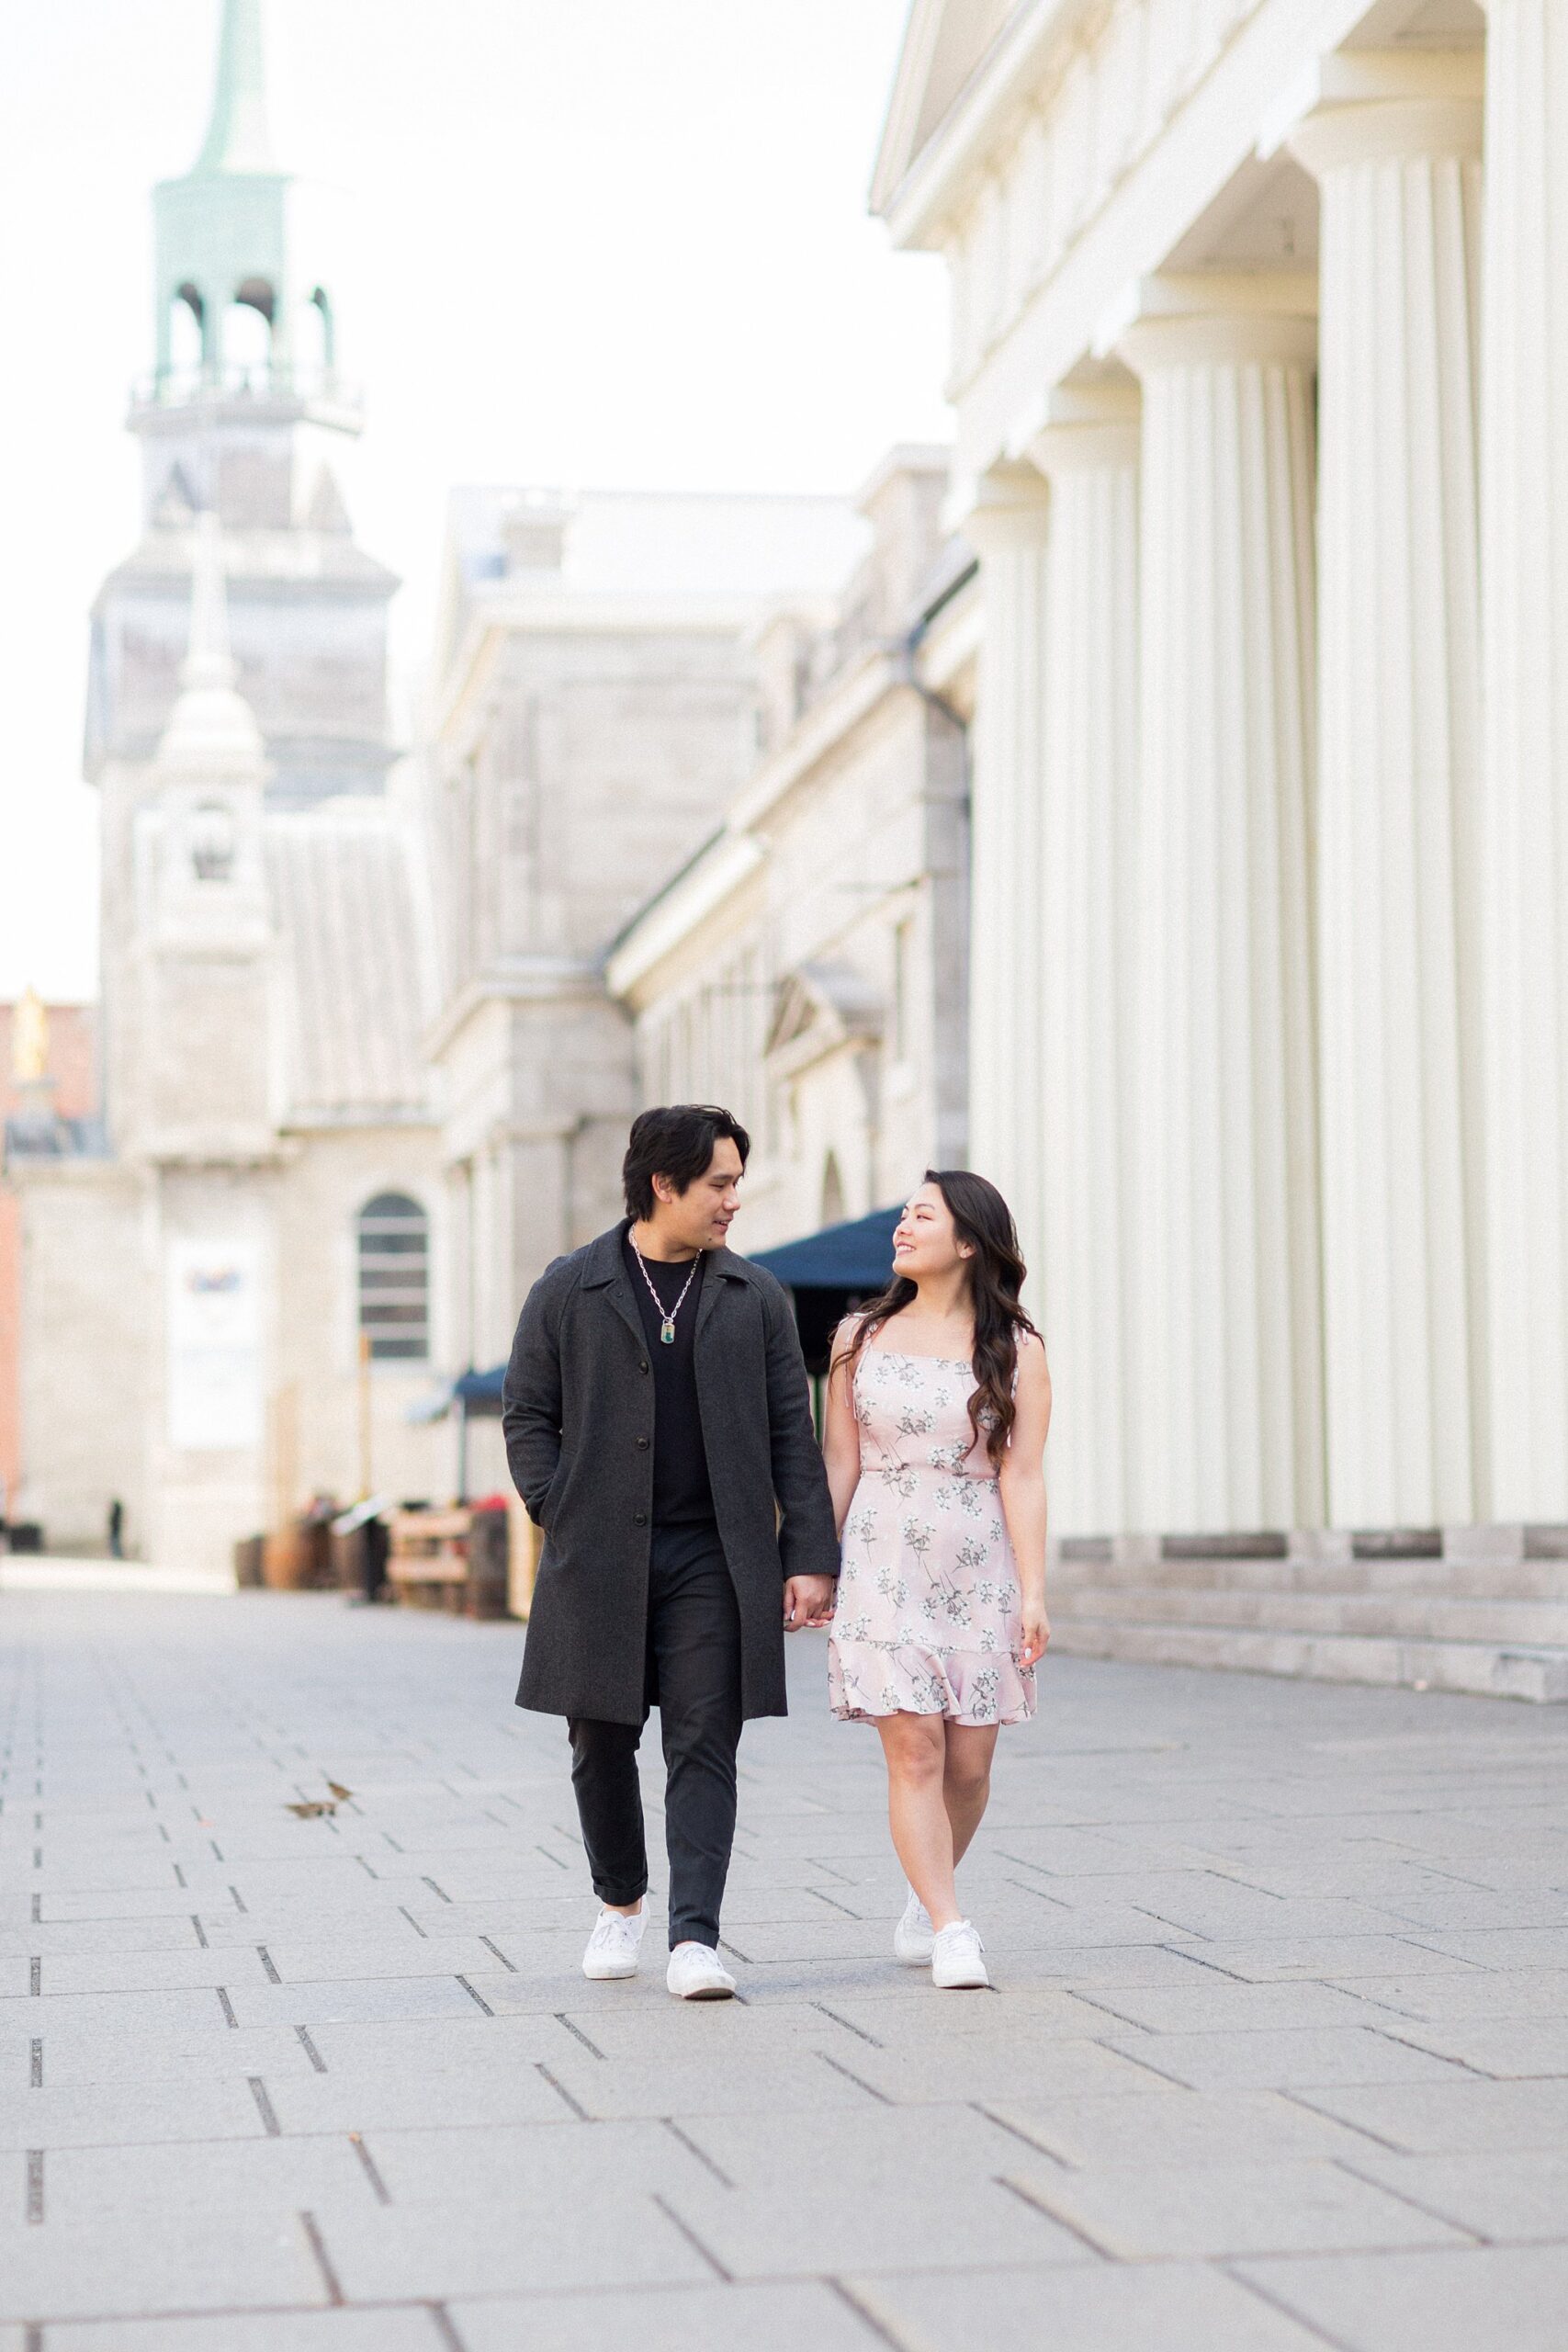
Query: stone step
1049 1553 1568 1602
1046 1615 1568 1703
1049 1582 1568 1646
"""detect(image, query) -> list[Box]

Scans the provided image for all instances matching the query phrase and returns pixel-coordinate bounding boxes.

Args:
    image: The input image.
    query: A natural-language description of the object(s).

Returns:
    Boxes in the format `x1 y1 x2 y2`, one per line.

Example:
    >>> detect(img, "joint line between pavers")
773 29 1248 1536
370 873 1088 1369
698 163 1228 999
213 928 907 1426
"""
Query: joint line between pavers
811 2001 884 2048
456 1974 493 2016
997 2170 1120 2258
662 2117 735 2186
427 2300 468 2351
816 2049 892 2105
398 1905 430 1939
829 2276 924 2349
972 2102 1074 2165
651 2191 731 2281
1219 2257 1359 2350
26 2150 43 2224
1273 2086 1428 2155
554 2011 605 2059
29 2038 43 2088
536 2061 590 2120
480 1934 517 1973
248 2077 282 2136
299 2209 344 2303
296 2024 328 2074
1326 2155 1489 2245
348 2132 392 2205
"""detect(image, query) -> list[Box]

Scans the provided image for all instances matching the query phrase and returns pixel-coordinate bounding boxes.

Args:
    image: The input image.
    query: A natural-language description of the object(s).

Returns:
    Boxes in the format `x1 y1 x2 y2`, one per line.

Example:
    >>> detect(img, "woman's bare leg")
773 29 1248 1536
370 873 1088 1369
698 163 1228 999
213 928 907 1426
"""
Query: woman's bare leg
942 1721 999 1868
874 1713 960 1929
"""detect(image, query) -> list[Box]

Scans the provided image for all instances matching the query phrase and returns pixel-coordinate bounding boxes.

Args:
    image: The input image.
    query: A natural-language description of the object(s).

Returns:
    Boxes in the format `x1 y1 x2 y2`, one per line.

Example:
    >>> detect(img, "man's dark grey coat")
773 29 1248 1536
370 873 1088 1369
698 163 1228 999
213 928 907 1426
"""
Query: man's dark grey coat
502 1221 840 1725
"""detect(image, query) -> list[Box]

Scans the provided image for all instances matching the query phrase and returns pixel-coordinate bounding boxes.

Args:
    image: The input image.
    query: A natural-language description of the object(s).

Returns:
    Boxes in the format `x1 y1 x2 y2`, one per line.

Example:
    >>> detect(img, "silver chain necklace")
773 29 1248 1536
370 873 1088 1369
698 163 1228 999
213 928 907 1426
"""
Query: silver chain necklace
630 1238 699 1345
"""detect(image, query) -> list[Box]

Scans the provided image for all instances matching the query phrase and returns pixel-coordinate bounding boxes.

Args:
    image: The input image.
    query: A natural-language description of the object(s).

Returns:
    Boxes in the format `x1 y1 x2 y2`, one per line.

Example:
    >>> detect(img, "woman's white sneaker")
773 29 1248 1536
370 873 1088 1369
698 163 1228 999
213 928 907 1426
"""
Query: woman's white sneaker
581 1905 646 1981
894 1887 936 1963
931 1919 989 1989
667 1941 737 1999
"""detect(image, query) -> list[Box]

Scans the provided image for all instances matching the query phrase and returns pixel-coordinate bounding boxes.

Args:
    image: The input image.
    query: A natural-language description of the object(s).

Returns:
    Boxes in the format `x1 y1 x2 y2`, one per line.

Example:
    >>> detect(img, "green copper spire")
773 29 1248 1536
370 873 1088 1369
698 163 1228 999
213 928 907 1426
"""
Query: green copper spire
193 0 274 175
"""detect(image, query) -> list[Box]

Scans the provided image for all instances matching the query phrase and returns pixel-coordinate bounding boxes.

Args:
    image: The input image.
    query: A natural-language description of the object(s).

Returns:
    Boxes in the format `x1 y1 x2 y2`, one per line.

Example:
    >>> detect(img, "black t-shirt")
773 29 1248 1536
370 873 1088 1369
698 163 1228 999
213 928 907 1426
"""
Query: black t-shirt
623 1237 716 1527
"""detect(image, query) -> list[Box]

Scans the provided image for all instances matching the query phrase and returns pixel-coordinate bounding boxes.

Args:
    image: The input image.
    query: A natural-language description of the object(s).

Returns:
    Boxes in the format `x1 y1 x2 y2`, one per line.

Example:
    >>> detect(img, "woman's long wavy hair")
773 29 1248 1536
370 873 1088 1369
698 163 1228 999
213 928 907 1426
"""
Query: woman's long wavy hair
833 1169 1034 1465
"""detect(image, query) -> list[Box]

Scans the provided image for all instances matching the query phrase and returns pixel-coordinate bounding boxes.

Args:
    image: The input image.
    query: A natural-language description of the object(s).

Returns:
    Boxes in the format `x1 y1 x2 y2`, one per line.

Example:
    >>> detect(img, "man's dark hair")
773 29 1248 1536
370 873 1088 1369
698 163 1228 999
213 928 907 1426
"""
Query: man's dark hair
623 1103 750 1220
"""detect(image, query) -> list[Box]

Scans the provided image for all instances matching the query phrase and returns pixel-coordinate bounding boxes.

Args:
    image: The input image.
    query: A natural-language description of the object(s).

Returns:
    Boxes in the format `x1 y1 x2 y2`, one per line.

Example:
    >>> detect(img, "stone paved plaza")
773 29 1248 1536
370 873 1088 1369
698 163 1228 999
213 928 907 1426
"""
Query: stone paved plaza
2 1589 1567 2350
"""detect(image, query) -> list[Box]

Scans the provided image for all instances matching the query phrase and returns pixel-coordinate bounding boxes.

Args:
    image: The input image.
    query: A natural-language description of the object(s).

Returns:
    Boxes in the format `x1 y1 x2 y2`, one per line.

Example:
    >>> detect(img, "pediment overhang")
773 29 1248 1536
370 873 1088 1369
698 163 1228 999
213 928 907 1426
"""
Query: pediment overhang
871 0 1019 223
766 961 884 1079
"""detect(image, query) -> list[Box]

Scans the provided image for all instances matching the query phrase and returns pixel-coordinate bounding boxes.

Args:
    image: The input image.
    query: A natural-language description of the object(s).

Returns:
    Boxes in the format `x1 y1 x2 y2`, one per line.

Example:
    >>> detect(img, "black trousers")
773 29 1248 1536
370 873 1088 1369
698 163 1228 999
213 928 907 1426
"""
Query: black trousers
568 1522 743 1951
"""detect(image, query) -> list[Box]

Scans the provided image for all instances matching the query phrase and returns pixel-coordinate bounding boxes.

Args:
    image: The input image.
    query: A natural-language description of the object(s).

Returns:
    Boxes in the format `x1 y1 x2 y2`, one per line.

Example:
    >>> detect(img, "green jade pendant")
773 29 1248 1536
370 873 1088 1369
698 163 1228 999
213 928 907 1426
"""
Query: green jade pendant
660 1318 676 1345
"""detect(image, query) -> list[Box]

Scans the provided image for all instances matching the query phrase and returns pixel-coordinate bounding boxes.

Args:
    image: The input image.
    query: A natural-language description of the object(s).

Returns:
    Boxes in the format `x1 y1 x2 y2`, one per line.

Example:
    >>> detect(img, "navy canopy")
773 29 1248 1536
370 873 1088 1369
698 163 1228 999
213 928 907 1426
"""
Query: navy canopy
746 1206 900 1293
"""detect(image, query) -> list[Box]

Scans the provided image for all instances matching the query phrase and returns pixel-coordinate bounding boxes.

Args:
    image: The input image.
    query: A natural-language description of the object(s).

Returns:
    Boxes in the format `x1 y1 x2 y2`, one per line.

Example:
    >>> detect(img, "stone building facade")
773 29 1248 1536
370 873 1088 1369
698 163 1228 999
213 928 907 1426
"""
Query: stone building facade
0 1001 99 1526
8 0 446 1566
423 483 867 1448
873 0 1566 1555
606 448 976 1257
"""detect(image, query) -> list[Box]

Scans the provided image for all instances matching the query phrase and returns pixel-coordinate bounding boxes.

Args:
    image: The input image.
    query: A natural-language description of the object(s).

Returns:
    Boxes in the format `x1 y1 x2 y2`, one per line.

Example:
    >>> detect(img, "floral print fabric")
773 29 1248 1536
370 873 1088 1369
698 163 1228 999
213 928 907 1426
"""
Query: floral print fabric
829 1346 1036 1727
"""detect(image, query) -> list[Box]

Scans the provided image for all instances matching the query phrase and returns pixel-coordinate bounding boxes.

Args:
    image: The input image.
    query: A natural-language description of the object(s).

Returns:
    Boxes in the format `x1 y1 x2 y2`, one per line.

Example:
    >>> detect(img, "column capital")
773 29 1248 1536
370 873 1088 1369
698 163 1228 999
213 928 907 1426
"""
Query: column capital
960 462 1052 553
1280 51 1483 175
1027 381 1140 479
1110 276 1317 379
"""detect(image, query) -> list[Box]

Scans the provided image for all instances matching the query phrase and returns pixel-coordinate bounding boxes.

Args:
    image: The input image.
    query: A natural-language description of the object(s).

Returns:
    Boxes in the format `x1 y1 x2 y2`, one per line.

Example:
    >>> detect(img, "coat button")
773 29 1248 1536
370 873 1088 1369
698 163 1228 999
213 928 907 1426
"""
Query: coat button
636 1436 649 1450
634 1510 648 1526
638 1360 649 1374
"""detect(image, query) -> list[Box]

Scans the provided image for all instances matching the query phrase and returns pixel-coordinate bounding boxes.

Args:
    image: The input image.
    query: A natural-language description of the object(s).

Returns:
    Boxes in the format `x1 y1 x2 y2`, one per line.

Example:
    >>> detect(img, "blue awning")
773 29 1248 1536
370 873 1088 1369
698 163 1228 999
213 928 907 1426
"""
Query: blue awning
746 1206 900 1292
404 1363 507 1424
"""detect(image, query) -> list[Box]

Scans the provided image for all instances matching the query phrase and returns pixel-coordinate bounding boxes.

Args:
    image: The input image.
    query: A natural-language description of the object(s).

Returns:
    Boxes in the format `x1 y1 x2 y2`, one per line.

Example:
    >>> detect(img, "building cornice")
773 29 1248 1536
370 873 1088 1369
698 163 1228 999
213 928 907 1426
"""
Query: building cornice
423 958 604 1063
604 832 767 1002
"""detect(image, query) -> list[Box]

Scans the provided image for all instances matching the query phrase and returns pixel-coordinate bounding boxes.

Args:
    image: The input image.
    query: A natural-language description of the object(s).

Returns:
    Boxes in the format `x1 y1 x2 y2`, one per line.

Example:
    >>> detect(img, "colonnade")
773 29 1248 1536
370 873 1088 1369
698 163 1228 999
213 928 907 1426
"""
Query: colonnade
972 33 1568 1539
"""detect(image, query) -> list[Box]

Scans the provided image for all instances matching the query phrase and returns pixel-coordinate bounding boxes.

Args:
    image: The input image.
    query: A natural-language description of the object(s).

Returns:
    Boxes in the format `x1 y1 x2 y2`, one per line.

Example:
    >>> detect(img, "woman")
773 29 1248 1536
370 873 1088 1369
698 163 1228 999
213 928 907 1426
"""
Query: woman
824 1170 1050 1989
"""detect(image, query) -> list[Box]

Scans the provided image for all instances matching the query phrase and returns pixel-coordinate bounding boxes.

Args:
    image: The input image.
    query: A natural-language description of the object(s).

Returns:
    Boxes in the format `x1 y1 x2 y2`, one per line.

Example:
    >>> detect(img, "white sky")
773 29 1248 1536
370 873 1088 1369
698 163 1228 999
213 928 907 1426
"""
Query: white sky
0 0 950 1001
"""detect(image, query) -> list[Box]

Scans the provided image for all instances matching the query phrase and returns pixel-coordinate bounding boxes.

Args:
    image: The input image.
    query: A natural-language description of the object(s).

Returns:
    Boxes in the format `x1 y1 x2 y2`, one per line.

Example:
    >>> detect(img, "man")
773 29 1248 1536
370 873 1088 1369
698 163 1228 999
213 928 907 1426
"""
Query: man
503 1103 839 1999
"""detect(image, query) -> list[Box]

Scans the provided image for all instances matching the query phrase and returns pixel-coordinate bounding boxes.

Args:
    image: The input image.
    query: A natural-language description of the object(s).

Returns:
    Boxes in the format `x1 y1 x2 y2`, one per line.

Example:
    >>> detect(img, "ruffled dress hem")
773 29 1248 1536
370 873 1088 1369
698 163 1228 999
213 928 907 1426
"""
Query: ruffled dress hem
828 1637 1036 1728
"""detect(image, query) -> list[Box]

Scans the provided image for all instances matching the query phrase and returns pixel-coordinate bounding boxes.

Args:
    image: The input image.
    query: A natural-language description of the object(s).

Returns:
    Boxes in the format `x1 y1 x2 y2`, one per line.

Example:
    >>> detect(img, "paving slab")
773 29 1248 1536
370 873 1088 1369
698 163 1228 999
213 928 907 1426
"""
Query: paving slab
1099 2024 1471 2091
5 1587 1566 2341
448 2280 887 2351
1238 2244 1568 2352
1004 2154 1472 2258
1331 2146 1568 2241
846 2259 1333 2349
44 2313 450 2352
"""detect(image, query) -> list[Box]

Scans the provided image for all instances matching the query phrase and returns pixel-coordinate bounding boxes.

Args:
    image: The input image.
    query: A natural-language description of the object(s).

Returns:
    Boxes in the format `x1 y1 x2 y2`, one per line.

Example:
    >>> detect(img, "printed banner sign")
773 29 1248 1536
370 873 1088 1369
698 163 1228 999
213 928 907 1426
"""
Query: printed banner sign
165 1239 262 1450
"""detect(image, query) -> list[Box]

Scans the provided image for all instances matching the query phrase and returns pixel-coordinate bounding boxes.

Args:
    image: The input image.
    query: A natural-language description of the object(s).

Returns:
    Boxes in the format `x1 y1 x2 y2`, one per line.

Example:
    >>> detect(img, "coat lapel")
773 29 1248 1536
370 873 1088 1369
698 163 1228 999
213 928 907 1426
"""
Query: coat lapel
694 1247 744 1345
582 1221 648 1356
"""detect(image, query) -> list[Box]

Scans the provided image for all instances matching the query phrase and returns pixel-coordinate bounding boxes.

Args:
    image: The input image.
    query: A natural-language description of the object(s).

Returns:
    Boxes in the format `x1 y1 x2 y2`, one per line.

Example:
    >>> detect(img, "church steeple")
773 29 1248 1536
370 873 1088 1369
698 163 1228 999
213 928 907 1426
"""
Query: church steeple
147 0 344 404
193 0 275 176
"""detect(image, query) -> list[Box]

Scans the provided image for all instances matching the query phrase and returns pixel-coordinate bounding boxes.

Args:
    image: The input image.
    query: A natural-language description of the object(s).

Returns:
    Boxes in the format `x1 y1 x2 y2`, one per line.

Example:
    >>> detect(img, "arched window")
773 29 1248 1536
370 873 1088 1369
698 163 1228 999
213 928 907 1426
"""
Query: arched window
356 1193 429 1361
169 283 206 381
224 277 275 383
190 801 236 883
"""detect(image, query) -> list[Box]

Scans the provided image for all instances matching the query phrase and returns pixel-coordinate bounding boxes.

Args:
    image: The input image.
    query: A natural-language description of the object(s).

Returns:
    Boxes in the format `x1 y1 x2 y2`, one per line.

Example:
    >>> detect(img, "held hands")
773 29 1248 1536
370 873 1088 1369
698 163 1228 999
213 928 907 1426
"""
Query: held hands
783 1574 837 1631
1018 1604 1051 1668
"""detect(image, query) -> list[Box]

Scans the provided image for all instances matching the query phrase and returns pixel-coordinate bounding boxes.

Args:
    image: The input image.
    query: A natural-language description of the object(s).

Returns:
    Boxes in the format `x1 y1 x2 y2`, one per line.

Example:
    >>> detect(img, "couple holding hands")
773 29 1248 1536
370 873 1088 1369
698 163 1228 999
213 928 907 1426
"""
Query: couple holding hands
502 1102 1051 2000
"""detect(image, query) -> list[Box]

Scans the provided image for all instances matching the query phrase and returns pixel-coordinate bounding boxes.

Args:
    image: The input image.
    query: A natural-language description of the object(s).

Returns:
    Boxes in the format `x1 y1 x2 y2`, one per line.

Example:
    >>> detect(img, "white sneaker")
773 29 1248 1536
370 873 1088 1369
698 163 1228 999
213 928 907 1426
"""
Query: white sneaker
581 1905 646 1981
666 1940 737 2000
931 1919 990 1990
894 1887 936 1964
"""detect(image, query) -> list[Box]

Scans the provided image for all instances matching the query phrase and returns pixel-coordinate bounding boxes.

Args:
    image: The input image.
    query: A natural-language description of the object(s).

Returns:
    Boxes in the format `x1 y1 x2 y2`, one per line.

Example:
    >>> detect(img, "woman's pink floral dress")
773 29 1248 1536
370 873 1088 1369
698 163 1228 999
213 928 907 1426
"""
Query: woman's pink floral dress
828 1346 1036 1727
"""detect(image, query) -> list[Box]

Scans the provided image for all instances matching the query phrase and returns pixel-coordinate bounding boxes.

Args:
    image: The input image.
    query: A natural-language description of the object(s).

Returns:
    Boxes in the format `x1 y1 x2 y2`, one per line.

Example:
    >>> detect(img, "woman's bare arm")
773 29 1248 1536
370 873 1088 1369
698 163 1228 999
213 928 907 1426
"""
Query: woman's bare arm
998 1332 1053 1665
821 1317 864 1540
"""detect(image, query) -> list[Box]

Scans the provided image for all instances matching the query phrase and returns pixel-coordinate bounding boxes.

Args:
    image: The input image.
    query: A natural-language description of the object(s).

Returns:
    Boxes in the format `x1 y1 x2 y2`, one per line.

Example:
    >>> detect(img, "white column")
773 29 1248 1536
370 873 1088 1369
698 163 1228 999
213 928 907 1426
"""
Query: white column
964 473 1052 1314
1290 66 1483 1530
1119 281 1324 1537
1025 391 1139 1535
1479 1 1568 1521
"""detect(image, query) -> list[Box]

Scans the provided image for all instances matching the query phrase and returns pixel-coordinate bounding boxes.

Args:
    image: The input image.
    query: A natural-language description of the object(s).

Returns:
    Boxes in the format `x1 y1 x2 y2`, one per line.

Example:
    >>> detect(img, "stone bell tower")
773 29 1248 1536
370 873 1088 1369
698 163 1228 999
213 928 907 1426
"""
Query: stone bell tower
86 0 398 811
